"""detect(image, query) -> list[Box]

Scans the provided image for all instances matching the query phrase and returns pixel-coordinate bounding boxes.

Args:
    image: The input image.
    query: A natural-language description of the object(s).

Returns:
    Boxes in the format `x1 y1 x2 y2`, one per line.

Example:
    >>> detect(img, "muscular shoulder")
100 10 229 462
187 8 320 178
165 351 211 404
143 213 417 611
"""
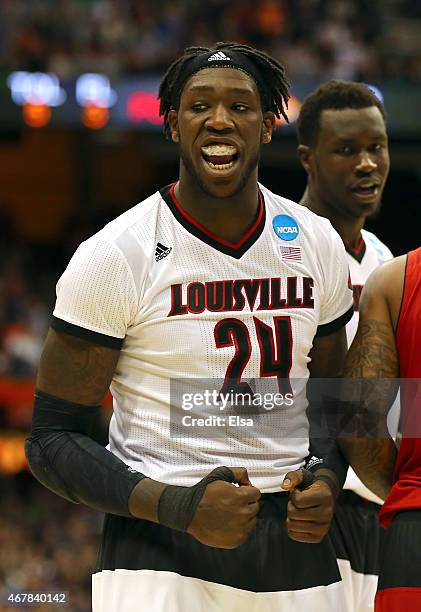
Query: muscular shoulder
360 255 406 329
69 190 163 291
92 190 162 249
344 257 403 379
54 190 165 339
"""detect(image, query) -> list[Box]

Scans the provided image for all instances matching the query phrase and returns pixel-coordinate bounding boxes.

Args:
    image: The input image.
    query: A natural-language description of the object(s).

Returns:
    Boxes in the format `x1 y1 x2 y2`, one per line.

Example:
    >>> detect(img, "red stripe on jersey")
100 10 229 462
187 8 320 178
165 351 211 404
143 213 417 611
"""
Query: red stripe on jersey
344 235 367 263
169 182 264 250
396 248 421 378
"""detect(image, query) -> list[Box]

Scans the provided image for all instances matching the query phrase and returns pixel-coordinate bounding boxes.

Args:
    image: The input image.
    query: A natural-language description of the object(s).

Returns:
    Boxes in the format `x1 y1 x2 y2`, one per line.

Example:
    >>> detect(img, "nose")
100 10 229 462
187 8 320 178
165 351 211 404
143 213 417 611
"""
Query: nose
206 103 234 131
355 151 377 174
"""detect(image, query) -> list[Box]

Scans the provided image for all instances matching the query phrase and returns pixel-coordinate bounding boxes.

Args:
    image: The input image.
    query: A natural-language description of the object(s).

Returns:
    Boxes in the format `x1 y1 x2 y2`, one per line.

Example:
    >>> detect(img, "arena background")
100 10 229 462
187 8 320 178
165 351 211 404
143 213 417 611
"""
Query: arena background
1 1 420 610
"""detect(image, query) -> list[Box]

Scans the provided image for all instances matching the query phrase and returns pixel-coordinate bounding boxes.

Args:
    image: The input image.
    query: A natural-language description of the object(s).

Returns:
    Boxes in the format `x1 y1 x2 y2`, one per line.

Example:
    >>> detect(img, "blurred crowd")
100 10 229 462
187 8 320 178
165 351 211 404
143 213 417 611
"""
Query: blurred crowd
0 213 55 379
1 0 421 83
0 473 99 612
0 217 48 378
0 209 106 379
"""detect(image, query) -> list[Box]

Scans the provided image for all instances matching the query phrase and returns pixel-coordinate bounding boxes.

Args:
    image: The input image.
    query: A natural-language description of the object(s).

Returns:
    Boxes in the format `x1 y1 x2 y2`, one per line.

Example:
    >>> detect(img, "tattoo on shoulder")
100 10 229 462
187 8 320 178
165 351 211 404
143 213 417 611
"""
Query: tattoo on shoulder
345 319 398 378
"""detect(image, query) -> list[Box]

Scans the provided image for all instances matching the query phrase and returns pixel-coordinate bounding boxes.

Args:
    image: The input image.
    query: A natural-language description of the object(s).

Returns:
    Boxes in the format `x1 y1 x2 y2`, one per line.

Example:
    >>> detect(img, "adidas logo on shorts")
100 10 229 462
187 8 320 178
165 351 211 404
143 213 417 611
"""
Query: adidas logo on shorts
208 51 231 62
155 242 172 261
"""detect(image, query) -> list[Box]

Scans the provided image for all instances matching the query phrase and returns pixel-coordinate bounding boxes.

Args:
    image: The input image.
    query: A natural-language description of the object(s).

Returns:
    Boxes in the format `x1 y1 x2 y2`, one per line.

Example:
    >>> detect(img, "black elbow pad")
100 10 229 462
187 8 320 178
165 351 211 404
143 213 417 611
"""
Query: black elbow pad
25 390 146 516
25 434 79 504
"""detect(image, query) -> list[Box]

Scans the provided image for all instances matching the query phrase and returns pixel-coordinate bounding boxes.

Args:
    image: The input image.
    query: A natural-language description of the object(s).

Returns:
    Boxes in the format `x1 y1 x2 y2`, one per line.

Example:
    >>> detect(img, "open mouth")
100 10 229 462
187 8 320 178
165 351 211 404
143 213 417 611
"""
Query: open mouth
351 183 380 198
201 144 239 171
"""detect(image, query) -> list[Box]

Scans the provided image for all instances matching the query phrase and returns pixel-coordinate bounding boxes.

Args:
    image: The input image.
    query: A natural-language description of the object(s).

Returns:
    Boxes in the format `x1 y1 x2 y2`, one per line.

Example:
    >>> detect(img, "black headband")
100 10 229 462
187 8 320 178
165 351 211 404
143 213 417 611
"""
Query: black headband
172 49 270 110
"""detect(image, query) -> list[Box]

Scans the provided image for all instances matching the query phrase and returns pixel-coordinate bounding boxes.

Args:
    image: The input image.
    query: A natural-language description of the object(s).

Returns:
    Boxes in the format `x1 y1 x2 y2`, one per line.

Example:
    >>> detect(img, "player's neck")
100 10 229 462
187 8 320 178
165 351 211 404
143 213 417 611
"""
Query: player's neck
175 172 261 244
300 187 364 248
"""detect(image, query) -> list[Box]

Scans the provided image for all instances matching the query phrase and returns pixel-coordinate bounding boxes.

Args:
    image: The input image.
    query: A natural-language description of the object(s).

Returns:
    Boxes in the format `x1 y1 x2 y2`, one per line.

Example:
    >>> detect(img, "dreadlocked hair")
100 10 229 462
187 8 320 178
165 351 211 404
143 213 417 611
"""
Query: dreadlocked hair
158 42 290 138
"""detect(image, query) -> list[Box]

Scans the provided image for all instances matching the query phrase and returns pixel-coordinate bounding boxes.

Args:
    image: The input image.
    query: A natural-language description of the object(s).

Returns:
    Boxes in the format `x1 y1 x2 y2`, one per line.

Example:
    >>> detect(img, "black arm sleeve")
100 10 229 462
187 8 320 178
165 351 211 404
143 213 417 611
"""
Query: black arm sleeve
25 390 146 517
305 382 348 489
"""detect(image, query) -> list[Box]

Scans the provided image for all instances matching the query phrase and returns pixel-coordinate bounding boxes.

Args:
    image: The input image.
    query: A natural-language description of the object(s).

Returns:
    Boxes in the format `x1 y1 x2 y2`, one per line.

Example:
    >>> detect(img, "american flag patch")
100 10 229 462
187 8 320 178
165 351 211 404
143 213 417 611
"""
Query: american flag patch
279 246 301 261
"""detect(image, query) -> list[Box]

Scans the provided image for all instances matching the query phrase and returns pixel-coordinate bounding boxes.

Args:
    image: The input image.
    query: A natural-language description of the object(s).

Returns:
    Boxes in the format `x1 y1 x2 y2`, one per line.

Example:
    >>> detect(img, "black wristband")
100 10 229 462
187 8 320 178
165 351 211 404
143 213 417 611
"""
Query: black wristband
157 466 234 532
314 474 340 498
304 449 348 491
298 468 316 490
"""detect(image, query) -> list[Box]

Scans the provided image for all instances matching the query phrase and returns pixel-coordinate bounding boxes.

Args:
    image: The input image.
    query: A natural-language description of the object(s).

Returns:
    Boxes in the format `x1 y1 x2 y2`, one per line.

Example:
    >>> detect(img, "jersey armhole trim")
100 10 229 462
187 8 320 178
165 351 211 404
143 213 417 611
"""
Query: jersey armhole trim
51 316 124 349
395 254 408 336
315 305 353 337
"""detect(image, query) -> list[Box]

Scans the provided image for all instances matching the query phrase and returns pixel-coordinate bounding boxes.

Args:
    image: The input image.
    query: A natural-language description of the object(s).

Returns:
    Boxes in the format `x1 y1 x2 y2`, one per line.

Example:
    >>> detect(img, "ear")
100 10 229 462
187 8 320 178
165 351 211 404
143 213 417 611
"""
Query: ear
262 112 275 144
168 109 179 143
297 144 313 174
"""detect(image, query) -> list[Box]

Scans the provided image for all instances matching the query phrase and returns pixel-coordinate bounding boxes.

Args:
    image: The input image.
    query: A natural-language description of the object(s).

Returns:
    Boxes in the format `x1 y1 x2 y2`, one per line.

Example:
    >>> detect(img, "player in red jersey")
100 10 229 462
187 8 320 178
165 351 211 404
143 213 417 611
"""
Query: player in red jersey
340 248 421 611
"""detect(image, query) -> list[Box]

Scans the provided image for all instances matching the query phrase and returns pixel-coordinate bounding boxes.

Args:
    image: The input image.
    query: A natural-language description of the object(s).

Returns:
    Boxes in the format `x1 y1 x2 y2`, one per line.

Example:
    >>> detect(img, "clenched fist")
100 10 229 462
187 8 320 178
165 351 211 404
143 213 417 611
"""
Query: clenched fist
282 468 336 544
188 467 261 549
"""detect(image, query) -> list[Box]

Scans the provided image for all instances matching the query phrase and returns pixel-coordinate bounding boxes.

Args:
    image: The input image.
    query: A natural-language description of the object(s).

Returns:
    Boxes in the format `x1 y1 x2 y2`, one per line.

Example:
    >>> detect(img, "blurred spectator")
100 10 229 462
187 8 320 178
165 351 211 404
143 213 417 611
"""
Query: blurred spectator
0 0 419 82
0 474 99 612
0 213 50 379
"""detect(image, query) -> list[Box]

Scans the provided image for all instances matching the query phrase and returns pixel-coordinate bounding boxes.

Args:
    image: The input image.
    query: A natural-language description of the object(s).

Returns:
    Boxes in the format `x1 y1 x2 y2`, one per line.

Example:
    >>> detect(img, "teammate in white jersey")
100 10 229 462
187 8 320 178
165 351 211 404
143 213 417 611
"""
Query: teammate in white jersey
26 45 353 612
297 81 392 611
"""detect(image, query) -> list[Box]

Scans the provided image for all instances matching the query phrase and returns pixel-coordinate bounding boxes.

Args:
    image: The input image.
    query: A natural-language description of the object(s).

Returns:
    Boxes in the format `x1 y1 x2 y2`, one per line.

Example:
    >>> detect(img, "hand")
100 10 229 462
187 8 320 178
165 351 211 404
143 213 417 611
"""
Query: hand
282 469 335 544
187 467 261 549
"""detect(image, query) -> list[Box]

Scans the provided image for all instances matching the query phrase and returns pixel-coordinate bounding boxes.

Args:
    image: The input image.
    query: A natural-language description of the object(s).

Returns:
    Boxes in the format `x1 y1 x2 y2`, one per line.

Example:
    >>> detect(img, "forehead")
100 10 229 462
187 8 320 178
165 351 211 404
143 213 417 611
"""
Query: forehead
318 106 386 141
181 67 259 100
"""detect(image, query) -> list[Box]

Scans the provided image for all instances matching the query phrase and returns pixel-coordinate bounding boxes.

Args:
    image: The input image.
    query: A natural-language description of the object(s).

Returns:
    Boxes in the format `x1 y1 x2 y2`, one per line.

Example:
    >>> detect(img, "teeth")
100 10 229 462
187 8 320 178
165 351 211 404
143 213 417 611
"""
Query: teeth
355 185 376 192
201 144 237 156
207 160 234 170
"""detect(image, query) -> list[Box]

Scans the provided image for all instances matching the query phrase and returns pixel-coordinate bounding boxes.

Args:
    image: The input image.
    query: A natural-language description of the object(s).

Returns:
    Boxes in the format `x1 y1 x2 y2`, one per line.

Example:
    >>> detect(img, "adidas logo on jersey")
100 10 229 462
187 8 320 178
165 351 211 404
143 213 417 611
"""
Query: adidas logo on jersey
155 242 172 261
208 51 231 62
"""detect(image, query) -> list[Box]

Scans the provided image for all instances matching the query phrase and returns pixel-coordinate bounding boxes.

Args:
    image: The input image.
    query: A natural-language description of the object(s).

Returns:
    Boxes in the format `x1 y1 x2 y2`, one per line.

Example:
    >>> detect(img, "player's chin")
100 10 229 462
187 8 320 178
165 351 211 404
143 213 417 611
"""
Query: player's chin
201 177 244 199
348 193 382 217
365 198 383 219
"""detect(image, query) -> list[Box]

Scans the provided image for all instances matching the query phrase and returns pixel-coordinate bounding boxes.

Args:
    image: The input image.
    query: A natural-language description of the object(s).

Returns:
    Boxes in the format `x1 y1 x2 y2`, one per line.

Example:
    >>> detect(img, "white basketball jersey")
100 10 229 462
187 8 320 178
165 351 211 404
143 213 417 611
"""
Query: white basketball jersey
53 183 352 492
343 228 393 502
345 229 393 344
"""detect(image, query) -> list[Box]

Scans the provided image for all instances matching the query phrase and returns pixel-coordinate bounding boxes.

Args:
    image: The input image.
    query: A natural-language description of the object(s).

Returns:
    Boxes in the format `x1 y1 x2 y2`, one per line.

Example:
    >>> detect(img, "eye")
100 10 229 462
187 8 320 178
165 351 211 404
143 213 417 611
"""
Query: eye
335 145 356 155
369 143 383 152
232 103 248 112
191 102 208 112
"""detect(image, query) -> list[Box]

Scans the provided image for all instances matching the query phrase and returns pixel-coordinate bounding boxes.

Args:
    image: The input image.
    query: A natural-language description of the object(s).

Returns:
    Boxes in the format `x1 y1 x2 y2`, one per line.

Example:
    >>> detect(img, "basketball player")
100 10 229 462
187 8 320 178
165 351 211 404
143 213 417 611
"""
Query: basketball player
25 44 353 612
297 81 392 611
339 249 421 611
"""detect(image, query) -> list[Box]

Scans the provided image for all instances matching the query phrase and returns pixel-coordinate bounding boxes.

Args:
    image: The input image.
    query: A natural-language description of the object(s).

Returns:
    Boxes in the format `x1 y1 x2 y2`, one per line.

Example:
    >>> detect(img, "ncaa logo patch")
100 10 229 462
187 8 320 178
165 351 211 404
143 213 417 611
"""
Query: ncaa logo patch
272 214 299 241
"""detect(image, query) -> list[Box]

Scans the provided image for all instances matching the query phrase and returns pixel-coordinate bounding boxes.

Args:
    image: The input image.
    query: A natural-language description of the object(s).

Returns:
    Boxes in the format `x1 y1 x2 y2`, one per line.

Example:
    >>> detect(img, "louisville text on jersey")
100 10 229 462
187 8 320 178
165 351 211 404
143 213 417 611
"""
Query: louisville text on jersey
168 276 315 316
352 284 363 311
